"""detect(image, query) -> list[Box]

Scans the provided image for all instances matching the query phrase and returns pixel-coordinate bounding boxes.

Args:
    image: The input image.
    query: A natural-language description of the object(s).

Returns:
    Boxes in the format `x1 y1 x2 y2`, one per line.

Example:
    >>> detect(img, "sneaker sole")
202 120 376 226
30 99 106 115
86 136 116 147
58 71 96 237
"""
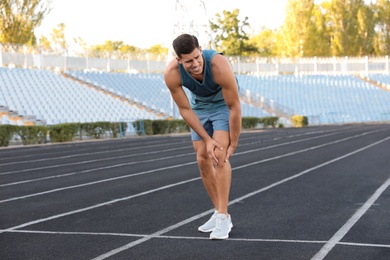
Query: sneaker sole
198 227 215 232
209 223 233 240
210 234 229 240
200 222 233 233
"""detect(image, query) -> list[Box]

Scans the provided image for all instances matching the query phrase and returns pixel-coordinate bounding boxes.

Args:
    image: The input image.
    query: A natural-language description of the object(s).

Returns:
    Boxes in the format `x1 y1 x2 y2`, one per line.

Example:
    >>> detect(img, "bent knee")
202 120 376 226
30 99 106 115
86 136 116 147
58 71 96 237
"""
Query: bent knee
196 152 209 165
214 158 229 168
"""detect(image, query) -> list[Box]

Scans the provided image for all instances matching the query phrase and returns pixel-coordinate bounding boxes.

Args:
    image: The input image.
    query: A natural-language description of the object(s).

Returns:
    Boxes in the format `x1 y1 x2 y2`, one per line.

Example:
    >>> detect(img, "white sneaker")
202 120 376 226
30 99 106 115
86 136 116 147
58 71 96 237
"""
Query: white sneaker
198 210 218 232
210 214 233 240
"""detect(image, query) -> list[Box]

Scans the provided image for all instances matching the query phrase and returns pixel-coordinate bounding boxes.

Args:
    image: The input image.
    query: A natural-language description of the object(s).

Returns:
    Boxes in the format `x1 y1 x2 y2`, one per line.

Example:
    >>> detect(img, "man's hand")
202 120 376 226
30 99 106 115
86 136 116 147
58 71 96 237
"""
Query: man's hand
224 142 237 163
206 138 223 165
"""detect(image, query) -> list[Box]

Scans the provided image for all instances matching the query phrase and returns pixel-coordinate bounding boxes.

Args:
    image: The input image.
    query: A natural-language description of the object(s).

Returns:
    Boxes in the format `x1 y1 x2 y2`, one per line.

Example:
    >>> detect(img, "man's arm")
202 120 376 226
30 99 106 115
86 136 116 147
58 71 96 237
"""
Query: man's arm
211 54 242 162
164 60 223 164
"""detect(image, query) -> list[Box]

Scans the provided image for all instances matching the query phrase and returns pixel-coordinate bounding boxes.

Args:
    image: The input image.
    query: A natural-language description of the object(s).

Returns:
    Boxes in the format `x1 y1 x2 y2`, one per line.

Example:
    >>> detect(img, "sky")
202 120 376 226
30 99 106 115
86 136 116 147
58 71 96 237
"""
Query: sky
35 0 289 49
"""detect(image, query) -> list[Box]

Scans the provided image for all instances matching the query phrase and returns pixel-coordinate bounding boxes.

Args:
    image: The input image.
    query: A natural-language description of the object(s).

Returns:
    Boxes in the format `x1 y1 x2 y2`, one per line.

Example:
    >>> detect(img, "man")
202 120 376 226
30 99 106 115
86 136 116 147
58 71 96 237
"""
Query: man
164 34 241 240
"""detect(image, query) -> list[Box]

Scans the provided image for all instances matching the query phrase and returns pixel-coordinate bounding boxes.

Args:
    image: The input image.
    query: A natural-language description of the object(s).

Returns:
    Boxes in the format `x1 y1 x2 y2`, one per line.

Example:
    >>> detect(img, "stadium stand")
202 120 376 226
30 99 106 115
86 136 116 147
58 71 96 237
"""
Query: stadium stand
0 68 160 125
237 74 390 124
1 67 390 126
361 73 390 92
66 71 176 118
66 70 272 121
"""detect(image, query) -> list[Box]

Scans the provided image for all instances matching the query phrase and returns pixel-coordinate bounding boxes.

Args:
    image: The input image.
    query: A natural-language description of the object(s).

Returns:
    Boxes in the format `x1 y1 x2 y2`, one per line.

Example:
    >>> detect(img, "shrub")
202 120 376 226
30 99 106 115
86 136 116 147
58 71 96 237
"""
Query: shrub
241 117 259 129
259 117 279 128
17 126 48 145
110 122 127 138
171 119 190 133
81 122 111 139
0 125 18 147
291 115 308 127
133 120 153 135
133 119 190 136
49 123 80 142
151 120 169 135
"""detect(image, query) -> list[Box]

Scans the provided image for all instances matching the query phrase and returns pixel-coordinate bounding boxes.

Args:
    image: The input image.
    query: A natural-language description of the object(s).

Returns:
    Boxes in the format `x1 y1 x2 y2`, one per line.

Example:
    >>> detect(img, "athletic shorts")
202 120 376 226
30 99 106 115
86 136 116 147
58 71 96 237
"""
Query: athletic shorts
191 107 230 141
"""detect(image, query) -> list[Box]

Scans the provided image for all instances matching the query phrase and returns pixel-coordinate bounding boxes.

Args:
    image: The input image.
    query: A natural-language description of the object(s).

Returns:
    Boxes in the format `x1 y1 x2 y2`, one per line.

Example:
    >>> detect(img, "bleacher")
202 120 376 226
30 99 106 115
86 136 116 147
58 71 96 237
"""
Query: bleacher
66 70 271 120
238 74 390 124
67 71 176 118
0 68 160 125
1 67 390 126
367 74 390 86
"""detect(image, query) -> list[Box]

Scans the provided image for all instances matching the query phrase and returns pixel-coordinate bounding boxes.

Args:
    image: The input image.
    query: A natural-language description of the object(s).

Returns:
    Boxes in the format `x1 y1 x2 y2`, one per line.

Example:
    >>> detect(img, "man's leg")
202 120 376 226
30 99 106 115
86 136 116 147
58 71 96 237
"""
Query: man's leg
208 130 233 239
192 130 231 214
193 140 219 210
211 130 232 216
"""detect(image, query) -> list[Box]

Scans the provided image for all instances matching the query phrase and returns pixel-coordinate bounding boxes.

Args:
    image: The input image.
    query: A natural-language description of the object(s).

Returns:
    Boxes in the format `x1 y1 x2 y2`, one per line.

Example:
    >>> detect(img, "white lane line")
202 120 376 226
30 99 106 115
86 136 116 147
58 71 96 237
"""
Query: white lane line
0 140 192 167
0 139 173 161
0 130 385 243
156 237 390 249
5 229 145 238
0 160 196 204
0 146 193 176
311 177 390 260
336 241 390 248
0 130 337 184
0 176 200 234
0 130 367 203
0 151 194 188
1 135 388 257
91 136 390 260
0 129 338 177
6 229 390 248
0 128 329 163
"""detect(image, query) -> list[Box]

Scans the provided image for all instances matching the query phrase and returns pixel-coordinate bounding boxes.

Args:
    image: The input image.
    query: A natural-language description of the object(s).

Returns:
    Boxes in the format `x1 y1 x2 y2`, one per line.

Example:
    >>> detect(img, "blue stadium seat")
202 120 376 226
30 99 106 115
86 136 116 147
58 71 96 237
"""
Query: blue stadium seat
2 67 390 126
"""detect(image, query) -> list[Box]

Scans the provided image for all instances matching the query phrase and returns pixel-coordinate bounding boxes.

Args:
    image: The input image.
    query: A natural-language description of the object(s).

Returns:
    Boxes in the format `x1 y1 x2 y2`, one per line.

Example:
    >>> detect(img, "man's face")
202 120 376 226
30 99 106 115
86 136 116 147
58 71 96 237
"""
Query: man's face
177 47 203 76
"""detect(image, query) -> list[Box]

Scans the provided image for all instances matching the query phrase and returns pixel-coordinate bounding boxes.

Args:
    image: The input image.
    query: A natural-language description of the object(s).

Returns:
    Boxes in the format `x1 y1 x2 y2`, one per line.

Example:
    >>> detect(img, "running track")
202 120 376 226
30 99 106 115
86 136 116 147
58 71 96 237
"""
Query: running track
1 124 389 259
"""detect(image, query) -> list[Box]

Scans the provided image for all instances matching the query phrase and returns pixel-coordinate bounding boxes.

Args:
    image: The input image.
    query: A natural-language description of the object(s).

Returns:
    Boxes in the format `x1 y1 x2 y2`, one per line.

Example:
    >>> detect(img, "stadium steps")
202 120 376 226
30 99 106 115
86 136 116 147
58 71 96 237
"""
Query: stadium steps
0 107 42 126
0 68 162 125
0 103 44 126
357 74 390 92
62 72 171 119
239 91 293 120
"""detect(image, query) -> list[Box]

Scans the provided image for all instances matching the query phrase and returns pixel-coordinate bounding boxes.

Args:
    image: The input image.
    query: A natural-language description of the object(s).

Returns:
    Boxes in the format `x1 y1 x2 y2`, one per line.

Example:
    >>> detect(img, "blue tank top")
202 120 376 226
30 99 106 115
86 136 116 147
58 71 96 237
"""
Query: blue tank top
178 49 239 115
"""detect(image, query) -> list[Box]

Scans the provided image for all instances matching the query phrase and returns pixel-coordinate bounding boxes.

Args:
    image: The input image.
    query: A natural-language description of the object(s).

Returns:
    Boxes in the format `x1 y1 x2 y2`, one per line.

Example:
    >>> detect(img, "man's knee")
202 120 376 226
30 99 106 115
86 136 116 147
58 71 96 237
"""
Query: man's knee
215 157 228 169
196 152 209 166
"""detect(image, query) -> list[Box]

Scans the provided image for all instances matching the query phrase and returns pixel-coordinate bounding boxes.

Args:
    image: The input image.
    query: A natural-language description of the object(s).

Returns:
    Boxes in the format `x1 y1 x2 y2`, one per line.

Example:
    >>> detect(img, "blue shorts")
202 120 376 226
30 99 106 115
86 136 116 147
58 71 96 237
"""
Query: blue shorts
191 108 230 141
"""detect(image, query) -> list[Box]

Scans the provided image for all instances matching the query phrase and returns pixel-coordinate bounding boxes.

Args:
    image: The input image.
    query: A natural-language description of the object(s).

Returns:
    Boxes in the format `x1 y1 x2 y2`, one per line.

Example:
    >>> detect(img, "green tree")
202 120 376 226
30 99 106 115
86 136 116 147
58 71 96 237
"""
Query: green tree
119 44 141 59
375 0 390 55
326 0 366 56
38 34 52 52
249 27 277 57
73 36 87 56
210 8 258 56
147 44 168 56
92 40 122 53
279 0 375 57
0 0 52 44
279 0 325 57
119 44 140 54
89 40 141 59
89 40 123 58
310 2 331 56
51 23 67 54
146 44 169 60
356 3 376 55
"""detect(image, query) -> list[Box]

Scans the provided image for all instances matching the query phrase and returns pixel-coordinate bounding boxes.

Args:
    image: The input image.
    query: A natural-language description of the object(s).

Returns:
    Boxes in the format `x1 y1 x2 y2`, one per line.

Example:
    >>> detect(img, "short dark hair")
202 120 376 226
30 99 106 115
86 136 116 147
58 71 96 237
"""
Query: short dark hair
172 34 200 58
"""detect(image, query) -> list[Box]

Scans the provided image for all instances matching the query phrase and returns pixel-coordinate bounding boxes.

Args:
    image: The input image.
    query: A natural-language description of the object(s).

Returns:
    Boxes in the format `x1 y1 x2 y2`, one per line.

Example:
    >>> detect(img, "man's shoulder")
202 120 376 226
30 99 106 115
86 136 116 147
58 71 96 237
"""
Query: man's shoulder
203 49 220 58
210 51 229 68
164 59 179 74
164 59 181 86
